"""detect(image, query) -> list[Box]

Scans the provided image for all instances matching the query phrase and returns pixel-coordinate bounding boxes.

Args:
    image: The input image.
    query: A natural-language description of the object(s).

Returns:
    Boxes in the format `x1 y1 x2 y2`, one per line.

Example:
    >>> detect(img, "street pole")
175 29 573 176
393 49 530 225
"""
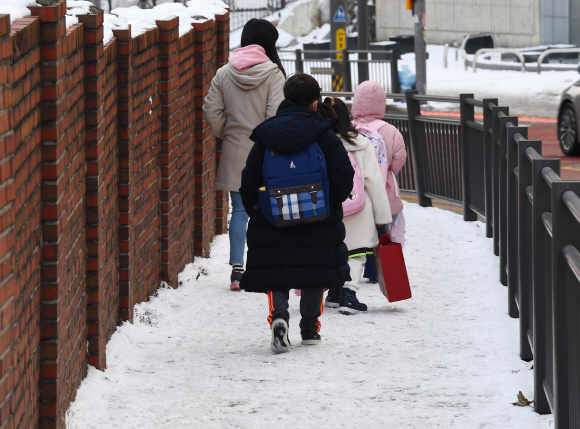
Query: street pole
330 0 347 91
357 0 369 83
413 0 426 94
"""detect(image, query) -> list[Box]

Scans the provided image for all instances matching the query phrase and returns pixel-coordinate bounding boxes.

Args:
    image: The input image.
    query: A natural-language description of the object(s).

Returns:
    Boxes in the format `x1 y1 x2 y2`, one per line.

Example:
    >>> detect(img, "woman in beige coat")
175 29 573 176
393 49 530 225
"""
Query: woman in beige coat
318 98 392 314
203 19 285 291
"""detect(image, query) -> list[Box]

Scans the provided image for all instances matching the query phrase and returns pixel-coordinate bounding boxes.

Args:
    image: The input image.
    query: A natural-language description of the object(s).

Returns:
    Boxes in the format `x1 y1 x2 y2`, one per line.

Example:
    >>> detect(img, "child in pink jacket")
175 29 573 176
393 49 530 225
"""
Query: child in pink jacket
351 80 407 243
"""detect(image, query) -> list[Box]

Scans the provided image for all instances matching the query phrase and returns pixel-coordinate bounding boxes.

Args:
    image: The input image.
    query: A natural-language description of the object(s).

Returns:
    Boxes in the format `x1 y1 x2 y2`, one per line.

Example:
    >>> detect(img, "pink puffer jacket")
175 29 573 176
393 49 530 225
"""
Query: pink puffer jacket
352 80 407 215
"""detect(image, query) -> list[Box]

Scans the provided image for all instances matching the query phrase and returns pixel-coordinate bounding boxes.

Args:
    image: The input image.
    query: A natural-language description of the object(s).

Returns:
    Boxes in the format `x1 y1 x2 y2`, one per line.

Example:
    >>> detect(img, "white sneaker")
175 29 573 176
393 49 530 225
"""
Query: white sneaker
270 319 291 354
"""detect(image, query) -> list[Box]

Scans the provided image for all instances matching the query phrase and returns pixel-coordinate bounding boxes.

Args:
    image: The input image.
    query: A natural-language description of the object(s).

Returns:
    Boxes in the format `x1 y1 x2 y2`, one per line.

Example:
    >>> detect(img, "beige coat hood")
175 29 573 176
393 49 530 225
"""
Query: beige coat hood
203 61 285 192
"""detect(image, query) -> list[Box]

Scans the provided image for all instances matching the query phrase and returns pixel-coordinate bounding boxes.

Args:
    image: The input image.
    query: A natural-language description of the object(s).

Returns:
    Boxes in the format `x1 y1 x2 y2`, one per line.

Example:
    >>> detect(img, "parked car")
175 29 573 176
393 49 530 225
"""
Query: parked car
558 68 580 156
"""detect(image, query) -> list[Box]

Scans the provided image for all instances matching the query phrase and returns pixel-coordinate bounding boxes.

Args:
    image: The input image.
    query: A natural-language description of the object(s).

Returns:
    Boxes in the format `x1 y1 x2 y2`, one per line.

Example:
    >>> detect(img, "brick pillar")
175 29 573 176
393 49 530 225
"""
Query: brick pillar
29 1 88 426
176 29 196 281
214 11 230 236
0 14 15 429
192 19 217 257
79 10 119 370
128 29 160 307
114 27 133 322
10 15 42 429
157 17 181 285
215 11 229 69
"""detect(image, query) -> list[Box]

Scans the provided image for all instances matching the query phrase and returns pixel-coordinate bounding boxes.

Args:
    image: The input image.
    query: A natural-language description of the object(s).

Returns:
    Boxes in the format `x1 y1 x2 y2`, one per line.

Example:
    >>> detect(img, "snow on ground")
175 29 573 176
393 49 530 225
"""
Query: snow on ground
67 201 553 428
419 45 579 118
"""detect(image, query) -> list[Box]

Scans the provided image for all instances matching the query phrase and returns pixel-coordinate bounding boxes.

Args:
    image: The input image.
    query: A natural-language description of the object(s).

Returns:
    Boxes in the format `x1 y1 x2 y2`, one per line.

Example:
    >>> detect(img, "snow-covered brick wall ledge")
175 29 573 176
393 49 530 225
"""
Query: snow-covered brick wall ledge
0 2 229 429
0 0 228 44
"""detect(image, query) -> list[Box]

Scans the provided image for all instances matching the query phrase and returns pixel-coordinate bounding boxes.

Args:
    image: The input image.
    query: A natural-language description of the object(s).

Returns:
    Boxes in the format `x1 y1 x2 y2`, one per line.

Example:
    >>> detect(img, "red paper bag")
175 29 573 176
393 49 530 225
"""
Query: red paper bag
373 234 412 302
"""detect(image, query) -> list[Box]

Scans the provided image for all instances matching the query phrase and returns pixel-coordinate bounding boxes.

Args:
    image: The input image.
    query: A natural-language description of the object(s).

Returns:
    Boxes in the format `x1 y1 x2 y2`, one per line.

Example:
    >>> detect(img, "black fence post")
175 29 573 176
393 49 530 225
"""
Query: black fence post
357 52 369 86
482 98 498 238
498 113 517 287
405 90 431 207
459 94 478 222
531 156 558 416
295 49 303 74
516 137 540 362
390 47 400 93
343 49 352 92
551 180 580 429
491 106 508 257
506 125 524 318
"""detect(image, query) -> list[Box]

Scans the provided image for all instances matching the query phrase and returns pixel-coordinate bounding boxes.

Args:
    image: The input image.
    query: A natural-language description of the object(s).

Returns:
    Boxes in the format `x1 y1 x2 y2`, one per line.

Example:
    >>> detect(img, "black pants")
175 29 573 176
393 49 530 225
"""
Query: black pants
267 289 325 333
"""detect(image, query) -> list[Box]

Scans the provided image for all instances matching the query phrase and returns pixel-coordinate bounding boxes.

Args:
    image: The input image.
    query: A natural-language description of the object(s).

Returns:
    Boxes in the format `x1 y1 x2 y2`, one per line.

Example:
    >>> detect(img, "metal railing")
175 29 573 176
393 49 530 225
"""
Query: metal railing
473 48 527 73
323 89 580 427
279 48 400 93
223 0 298 31
536 48 580 74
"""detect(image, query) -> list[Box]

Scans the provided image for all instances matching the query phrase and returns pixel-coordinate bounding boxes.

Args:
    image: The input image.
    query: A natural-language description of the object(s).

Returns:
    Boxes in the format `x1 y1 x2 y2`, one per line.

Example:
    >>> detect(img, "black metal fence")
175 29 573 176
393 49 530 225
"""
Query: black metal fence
322 89 579 427
279 48 400 93
222 0 296 32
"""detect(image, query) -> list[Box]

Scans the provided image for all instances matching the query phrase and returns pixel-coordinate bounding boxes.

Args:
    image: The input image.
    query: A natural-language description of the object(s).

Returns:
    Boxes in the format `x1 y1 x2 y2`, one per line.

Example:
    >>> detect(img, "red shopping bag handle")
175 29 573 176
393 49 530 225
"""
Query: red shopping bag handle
378 234 393 246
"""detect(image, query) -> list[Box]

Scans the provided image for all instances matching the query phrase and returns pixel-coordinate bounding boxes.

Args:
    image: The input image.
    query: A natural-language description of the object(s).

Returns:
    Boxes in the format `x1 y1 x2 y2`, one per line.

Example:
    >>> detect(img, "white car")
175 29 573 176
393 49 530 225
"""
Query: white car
558 69 580 156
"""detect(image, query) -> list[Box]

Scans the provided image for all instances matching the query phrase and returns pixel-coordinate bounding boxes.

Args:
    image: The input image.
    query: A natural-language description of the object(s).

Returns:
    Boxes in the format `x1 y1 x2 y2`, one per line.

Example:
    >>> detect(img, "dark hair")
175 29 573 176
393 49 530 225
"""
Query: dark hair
241 19 286 78
283 73 321 107
320 97 358 144
316 97 337 120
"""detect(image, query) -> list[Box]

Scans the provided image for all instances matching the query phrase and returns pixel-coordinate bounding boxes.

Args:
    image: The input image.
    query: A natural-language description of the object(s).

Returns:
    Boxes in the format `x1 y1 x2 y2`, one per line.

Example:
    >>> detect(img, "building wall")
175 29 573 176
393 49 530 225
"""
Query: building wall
569 0 580 45
376 0 542 48
540 0 569 45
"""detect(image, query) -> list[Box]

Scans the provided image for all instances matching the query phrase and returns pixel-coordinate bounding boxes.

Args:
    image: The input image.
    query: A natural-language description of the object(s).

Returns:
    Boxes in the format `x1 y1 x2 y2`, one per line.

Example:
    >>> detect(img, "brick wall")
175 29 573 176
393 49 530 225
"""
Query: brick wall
79 11 119 371
193 19 218 258
0 1 230 428
10 13 42 429
160 19 195 285
214 12 230 236
28 1 89 425
0 13 16 429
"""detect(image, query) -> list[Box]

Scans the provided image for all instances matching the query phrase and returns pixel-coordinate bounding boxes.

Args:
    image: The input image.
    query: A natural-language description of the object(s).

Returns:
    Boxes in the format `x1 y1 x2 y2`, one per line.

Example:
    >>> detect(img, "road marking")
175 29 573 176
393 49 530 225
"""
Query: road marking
562 164 580 171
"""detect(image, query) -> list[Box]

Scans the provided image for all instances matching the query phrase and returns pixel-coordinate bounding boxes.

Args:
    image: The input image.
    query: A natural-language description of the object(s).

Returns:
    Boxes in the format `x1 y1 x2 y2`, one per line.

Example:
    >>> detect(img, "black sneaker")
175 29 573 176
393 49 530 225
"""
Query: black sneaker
338 288 367 315
367 278 378 284
230 264 244 291
270 318 291 354
301 330 321 345
325 286 341 308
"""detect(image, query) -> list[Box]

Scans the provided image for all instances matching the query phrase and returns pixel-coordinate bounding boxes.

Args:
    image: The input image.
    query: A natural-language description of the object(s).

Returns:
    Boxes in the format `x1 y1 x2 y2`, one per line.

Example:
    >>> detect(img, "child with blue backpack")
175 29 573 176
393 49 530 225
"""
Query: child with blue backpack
317 97 392 314
239 74 354 353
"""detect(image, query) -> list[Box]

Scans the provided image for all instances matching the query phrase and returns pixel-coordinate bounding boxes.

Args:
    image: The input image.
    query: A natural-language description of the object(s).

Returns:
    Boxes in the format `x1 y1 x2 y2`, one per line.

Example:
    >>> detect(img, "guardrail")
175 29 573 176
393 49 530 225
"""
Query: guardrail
322 89 579 427
222 0 298 31
280 48 400 93
537 47 580 74
473 48 527 73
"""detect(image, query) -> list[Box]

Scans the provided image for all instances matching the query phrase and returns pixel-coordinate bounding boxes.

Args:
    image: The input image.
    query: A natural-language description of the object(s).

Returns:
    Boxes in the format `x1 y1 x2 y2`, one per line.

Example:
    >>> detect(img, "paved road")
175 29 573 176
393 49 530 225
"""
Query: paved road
528 124 580 181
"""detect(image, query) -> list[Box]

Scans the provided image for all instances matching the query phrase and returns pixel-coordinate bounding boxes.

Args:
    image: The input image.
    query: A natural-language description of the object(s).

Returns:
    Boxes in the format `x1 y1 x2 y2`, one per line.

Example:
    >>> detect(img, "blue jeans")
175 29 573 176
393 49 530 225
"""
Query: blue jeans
229 191 249 265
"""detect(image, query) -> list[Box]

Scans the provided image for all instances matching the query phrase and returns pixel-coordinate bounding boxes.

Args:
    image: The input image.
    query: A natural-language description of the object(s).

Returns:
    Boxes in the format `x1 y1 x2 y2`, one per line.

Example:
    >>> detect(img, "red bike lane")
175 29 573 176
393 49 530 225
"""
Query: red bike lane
528 124 580 181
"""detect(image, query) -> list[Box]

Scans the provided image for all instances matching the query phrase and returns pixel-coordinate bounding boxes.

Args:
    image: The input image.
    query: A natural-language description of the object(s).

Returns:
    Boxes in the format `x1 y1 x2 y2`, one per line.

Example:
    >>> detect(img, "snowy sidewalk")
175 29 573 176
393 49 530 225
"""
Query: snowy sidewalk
67 202 553 428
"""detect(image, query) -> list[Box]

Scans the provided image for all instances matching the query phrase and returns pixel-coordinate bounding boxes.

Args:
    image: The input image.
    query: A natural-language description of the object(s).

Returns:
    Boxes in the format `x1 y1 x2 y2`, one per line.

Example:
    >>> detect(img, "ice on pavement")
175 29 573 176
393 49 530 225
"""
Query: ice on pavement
67 201 553 428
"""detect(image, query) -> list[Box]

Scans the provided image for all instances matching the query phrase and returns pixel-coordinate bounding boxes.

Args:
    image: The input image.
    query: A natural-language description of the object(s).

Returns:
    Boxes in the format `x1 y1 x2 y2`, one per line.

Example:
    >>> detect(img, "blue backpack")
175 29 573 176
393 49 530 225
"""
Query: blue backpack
258 143 330 227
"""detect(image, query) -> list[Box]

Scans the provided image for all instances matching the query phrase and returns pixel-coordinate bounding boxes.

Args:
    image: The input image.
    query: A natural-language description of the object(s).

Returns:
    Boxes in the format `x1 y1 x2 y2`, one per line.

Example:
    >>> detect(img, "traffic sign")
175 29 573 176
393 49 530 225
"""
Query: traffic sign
333 5 346 22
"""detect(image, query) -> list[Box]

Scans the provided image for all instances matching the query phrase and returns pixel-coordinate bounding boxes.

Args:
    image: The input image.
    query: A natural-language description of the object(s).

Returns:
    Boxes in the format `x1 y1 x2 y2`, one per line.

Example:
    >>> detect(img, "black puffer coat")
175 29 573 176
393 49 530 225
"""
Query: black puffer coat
239 100 354 292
